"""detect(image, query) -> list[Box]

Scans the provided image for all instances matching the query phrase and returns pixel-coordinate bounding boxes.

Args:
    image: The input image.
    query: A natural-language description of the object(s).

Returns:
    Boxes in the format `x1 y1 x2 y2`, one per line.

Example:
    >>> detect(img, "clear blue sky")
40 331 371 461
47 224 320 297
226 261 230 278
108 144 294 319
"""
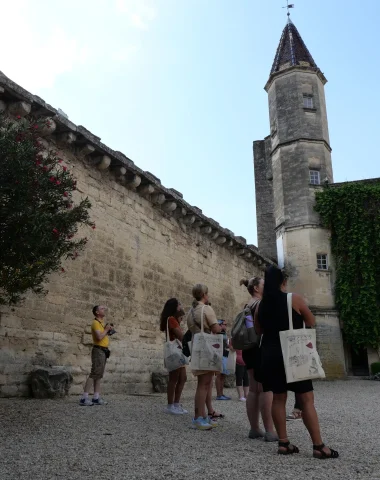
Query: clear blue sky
1 0 379 245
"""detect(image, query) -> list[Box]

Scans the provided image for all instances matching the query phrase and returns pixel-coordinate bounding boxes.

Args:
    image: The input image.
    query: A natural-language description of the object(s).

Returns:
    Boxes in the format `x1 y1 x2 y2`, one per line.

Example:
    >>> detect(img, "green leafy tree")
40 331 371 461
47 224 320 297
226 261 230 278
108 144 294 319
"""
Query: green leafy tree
315 183 380 350
0 115 94 305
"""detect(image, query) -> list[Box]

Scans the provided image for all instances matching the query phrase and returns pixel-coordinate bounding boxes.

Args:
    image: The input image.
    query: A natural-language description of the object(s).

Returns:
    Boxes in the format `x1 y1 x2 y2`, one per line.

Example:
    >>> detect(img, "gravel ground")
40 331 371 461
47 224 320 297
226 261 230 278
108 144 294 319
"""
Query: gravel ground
0 379 379 480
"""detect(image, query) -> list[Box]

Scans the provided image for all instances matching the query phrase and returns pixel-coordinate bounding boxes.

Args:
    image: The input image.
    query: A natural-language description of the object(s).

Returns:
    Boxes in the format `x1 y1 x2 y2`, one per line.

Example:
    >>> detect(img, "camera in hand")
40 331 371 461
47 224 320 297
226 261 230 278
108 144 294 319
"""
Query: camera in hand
107 323 116 336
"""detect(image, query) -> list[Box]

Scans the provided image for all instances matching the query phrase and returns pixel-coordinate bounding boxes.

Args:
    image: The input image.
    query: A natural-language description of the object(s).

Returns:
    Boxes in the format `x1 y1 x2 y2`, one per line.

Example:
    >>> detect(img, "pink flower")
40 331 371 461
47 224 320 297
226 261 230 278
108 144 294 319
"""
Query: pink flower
62 166 67 172
58 159 63 164
16 115 21 120
92 225 96 230
52 228 59 235
55 180 61 186
63 192 68 197
49 176 56 182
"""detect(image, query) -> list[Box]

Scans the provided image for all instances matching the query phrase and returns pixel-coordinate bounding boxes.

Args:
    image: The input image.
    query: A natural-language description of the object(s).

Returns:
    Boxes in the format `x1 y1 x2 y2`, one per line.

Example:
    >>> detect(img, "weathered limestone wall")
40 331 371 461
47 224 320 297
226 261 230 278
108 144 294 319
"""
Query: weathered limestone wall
253 138 277 262
0 153 264 397
0 72 269 397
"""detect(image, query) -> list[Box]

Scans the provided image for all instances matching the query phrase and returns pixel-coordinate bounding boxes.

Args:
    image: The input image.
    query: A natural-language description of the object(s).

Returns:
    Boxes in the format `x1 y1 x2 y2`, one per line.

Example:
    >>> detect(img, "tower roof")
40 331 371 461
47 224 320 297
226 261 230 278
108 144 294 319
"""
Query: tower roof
270 19 318 75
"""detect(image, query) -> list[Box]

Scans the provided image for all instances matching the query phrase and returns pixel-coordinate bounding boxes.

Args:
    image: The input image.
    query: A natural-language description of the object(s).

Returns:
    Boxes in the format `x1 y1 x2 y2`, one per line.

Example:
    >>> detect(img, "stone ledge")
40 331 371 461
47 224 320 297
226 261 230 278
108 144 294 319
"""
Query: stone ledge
0 70 274 268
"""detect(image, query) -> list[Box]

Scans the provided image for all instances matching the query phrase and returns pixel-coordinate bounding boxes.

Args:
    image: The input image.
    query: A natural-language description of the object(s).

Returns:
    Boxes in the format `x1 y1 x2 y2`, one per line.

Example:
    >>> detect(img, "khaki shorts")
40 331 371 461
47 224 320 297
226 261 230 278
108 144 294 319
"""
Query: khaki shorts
89 347 107 380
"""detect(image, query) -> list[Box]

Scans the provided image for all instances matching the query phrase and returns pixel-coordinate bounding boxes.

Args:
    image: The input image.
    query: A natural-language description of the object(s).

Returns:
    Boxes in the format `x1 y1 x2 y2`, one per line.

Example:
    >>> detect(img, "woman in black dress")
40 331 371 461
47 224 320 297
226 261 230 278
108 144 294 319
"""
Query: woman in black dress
256 266 339 459
240 277 277 442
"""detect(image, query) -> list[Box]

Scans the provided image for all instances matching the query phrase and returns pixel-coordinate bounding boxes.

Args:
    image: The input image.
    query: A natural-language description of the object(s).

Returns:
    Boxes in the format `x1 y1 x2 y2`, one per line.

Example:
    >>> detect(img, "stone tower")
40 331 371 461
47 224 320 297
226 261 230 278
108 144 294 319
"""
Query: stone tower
253 19 346 376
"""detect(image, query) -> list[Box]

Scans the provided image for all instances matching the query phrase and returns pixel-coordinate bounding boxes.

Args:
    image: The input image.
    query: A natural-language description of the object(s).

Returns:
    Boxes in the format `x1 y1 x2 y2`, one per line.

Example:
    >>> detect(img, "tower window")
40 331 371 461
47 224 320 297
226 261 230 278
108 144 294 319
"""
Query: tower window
303 95 314 109
309 170 320 185
317 254 328 270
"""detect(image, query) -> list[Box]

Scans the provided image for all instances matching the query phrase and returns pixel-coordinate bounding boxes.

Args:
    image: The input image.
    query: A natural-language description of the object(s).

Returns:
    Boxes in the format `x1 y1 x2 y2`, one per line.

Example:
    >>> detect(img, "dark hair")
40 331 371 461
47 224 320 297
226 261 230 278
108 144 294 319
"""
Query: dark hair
262 265 287 297
159 298 179 332
258 266 288 322
92 305 99 316
240 277 262 296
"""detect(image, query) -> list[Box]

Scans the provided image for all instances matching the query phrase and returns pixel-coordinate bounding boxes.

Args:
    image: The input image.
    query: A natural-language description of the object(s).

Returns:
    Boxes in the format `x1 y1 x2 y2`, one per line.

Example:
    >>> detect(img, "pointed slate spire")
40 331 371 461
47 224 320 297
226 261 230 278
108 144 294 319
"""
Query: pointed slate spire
270 19 318 75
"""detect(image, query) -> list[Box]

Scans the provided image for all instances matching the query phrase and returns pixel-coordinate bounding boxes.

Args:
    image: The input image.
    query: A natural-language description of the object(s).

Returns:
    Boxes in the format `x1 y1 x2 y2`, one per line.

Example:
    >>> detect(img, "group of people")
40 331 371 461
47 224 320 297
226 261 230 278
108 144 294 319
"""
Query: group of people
80 265 339 459
159 266 339 459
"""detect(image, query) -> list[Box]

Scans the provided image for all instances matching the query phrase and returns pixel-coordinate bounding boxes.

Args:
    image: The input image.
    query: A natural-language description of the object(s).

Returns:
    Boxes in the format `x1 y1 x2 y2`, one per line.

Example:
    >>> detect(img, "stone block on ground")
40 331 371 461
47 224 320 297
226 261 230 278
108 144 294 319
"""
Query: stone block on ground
30 367 73 399
151 371 168 393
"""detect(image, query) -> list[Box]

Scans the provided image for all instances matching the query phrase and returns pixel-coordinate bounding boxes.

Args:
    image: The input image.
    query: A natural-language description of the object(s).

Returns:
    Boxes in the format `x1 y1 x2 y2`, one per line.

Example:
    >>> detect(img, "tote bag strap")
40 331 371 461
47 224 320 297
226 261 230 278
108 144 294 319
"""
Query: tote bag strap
287 293 294 331
200 305 206 333
166 317 170 341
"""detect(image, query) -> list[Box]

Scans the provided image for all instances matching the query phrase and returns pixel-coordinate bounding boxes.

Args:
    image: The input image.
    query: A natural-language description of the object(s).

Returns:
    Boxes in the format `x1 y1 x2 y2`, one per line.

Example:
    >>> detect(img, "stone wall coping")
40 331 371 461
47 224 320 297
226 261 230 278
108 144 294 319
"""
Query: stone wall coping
330 178 380 188
0 70 274 268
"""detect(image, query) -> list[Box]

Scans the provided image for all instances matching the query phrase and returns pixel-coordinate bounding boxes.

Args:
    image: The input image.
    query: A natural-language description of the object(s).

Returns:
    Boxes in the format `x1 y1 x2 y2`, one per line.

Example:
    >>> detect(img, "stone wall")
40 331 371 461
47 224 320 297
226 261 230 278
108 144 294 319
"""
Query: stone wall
0 71 270 397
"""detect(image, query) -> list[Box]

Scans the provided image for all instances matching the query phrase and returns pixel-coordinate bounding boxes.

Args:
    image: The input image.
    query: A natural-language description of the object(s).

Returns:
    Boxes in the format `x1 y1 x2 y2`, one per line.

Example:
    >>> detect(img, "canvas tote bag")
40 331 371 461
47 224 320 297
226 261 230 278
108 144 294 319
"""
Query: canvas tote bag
279 293 325 383
226 350 236 373
163 318 188 372
189 306 224 372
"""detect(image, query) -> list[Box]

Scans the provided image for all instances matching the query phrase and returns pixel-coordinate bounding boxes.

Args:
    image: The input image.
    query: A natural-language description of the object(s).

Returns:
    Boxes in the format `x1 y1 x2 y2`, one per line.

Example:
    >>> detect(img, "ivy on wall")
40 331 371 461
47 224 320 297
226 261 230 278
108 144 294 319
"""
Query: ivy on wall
315 182 380 350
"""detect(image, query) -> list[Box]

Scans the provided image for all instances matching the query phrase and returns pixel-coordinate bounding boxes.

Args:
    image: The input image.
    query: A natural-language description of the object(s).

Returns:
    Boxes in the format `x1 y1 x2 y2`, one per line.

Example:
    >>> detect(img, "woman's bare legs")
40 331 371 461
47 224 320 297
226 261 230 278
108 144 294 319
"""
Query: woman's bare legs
167 369 180 405
246 370 261 432
298 391 335 456
236 385 245 399
243 386 249 398
174 367 187 404
260 390 276 434
194 372 213 418
206 378 222 416
246 369 276 437
271 392 290 452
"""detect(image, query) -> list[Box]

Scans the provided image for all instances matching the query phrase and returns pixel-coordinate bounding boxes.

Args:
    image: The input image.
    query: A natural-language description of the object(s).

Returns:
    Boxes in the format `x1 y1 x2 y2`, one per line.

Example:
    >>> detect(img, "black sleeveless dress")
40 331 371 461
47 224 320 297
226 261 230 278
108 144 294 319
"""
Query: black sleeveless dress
258 291 313 395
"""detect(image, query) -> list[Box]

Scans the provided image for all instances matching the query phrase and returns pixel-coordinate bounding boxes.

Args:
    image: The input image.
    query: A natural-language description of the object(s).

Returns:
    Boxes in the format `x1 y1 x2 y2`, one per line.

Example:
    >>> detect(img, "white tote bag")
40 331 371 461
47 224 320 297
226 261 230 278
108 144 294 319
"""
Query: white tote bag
189 306 223 372
163 318 188 372
279 293 325 383
226 350 236 373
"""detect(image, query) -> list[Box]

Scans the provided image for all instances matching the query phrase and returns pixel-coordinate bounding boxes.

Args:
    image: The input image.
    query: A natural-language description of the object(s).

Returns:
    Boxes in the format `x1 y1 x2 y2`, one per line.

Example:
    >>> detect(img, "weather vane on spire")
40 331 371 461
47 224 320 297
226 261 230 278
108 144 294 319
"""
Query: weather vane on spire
283 1 295 18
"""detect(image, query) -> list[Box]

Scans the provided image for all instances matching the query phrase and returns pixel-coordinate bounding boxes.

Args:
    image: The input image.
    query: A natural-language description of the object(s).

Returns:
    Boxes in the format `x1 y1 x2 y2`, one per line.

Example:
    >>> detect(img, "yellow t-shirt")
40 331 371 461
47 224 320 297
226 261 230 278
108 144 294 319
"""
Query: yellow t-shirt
91 318 109 348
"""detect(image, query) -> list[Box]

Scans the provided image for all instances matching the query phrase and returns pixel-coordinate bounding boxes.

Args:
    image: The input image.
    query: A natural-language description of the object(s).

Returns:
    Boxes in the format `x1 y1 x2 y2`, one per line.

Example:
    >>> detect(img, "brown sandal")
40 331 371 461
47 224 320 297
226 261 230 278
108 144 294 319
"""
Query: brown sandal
208 411 224 419
313 443 339 459
278 441 299 455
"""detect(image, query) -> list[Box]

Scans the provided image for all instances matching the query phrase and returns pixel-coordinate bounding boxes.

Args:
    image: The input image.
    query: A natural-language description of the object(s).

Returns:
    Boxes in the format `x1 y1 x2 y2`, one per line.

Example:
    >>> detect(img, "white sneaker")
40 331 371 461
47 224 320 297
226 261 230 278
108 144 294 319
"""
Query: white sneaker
174 404 188 414
164 405 183 415
239 397 246 402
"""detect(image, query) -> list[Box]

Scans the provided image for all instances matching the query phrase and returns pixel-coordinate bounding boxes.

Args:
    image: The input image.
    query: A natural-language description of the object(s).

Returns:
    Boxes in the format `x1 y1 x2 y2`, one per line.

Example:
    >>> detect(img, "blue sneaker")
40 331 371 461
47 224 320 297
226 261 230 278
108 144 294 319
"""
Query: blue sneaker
191 417 212 430
216 395 231 400
79 398 93 406
204 416 219 428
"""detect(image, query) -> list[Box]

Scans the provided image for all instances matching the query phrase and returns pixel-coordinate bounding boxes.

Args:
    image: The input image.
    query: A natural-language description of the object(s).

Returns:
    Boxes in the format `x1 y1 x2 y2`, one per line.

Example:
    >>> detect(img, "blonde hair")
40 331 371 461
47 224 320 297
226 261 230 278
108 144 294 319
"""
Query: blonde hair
192 283 208 301
240 277 262 296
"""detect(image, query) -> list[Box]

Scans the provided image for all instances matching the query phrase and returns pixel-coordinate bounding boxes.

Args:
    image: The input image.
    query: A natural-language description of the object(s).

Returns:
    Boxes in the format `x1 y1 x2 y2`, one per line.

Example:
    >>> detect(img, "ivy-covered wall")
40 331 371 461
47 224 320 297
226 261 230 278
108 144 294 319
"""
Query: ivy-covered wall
315 181 380 351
